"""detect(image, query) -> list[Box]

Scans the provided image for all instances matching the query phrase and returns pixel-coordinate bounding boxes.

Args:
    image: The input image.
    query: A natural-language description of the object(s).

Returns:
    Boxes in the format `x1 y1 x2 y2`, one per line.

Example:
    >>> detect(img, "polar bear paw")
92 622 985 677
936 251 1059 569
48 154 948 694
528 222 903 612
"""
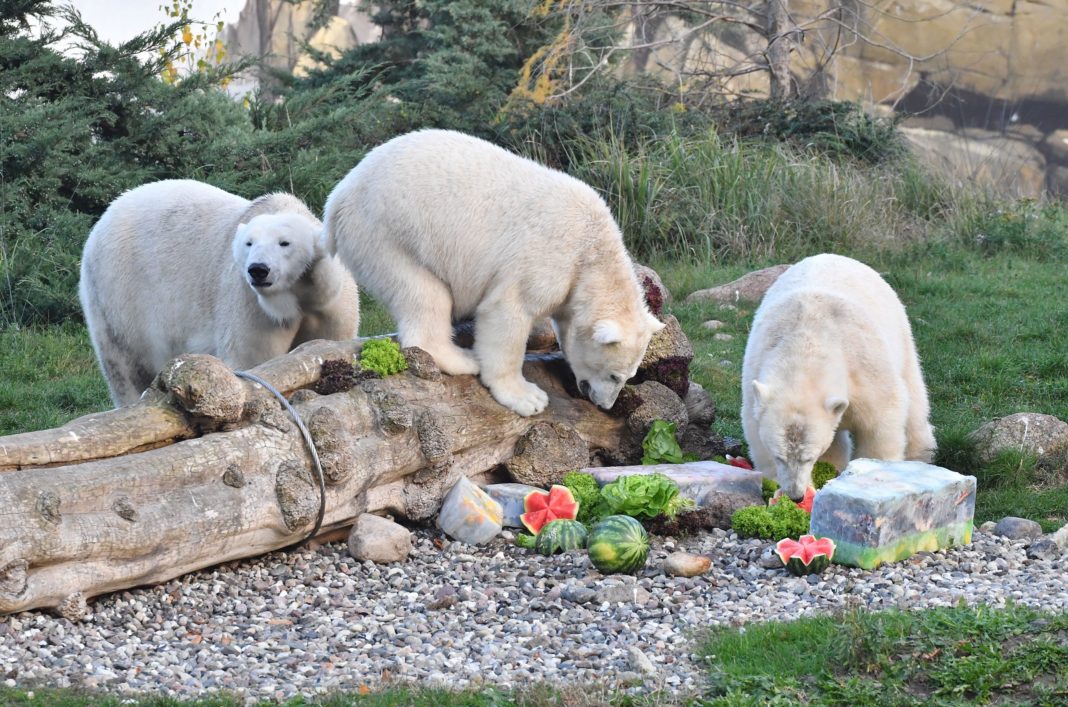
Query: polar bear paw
427 345 481 377
489 379 549 417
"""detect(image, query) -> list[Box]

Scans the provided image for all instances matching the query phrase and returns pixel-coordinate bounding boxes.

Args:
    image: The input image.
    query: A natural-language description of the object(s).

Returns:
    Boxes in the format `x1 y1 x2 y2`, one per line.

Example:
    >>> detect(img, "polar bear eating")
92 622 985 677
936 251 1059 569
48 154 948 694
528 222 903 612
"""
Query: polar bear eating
80 180 359 406
741 253 936 499
323 129 663 417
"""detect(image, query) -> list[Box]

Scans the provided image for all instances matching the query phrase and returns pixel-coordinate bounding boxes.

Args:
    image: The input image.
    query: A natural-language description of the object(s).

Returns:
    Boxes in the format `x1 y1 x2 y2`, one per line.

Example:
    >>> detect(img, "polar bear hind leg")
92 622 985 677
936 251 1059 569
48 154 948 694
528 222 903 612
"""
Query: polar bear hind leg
473 295 547 417
378 258 480 377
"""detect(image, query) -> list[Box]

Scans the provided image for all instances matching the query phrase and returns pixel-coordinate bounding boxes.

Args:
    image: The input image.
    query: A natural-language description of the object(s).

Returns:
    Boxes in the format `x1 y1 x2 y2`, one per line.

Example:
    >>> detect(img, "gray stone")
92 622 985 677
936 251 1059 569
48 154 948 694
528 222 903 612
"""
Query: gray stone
663 552 711 577
809 459 977 569
712 333 733 341
979 521 998 534
505 422 589 488
561 585 597 604
627 646 657 677
759 545 785 569
596 585 652 605
1026 537 1064 561
347 514 413 564
993 516 1044 540
1051 523 1068 550
702 320 726 331
684 264 790 306
436 477 503 545
683 381 716 428
970 413 1068 465
637 315 693 399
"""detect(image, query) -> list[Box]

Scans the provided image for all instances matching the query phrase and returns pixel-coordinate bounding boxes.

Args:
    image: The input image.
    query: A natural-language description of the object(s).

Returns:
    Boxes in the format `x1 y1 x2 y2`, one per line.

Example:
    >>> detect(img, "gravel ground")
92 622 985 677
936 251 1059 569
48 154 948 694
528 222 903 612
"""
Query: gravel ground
1 527 1066 703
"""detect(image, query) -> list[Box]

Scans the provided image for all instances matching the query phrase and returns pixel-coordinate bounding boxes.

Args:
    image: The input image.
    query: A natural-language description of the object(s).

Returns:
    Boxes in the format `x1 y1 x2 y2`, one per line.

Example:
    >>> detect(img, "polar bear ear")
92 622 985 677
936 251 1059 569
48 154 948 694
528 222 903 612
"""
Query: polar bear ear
751 380 772 409
826 397 848 417
645 312 666 333
593 319 624 345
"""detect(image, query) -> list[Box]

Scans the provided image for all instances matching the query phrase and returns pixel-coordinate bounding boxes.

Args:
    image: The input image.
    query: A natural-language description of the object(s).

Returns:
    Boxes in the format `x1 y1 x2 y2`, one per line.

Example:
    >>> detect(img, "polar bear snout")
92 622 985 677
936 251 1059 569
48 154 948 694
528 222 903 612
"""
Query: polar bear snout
247 262 272 287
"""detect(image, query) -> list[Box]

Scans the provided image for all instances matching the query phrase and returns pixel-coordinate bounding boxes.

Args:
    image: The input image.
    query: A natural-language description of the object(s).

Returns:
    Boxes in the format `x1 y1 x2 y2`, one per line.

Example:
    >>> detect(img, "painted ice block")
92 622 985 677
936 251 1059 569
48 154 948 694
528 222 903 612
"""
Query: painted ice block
587 461 763 512
437 477 503 545
482 483 542 528
809 458 977 570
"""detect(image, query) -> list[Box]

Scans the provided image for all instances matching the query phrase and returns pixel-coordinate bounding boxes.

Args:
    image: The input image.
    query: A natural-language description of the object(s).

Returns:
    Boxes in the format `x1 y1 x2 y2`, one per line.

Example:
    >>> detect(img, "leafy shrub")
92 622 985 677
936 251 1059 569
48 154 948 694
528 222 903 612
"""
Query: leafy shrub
713 99 904 164
812 461 838 489
731 497 810 540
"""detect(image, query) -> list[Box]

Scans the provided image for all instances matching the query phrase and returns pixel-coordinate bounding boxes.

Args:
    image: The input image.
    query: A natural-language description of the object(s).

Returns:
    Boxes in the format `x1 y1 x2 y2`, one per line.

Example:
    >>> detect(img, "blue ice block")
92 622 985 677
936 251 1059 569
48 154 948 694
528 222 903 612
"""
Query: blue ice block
809 458 977 569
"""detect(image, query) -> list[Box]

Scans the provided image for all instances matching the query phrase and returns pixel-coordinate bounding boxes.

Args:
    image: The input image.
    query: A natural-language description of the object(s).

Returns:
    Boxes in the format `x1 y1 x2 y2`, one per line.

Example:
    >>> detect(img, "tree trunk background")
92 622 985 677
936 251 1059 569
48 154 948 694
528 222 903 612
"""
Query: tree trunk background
0 339 674 618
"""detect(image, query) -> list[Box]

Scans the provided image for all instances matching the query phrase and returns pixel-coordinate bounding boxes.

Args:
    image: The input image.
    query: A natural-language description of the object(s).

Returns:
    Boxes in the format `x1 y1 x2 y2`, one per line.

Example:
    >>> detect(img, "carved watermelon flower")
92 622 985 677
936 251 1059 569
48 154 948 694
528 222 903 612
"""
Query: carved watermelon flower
775 534 836 575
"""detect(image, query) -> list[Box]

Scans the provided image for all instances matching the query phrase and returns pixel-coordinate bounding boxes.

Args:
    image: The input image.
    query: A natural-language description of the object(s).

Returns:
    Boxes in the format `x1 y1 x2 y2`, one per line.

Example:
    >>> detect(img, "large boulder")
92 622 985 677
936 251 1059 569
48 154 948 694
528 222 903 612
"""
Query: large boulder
970 413 1068 465
899 127 1047 199
684 265 790 306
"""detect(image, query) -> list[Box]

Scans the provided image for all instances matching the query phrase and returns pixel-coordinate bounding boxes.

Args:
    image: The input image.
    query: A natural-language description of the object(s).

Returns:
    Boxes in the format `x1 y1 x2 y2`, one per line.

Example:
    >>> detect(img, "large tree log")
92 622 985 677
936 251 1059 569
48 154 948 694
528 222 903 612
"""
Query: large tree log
0 340 676 617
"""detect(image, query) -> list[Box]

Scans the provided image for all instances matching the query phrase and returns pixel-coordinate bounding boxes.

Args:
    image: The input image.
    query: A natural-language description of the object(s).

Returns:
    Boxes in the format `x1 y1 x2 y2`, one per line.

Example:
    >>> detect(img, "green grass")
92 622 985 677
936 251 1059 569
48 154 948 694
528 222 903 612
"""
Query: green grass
698 604 1068 705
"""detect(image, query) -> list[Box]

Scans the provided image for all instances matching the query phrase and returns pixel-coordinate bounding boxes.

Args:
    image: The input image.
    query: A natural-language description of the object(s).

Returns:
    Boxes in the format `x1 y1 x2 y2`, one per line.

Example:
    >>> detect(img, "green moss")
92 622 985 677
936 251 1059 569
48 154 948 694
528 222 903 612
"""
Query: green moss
731 497 810 540
812 461 838 489
359 338 408 376
762 477 780 502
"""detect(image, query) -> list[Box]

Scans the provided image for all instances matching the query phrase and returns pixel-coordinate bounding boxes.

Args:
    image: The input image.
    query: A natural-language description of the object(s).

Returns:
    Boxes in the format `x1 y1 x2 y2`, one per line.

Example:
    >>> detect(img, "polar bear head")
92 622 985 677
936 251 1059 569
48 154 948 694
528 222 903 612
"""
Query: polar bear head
557 313 665 411
749 379 848 499
232 212 323 307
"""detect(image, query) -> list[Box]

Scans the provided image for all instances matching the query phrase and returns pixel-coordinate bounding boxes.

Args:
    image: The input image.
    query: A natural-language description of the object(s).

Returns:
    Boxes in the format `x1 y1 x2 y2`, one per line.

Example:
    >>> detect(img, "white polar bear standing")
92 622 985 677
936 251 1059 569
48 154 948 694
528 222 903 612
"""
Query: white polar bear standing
741 253 936 499
323 129 663 417
80 179 360 406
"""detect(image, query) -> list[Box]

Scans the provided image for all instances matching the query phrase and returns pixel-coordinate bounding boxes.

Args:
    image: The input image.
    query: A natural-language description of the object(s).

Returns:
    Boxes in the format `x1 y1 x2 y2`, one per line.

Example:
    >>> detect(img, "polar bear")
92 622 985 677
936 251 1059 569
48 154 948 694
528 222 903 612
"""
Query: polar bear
740 253 936 499
323 129 663 417
80 180 359 406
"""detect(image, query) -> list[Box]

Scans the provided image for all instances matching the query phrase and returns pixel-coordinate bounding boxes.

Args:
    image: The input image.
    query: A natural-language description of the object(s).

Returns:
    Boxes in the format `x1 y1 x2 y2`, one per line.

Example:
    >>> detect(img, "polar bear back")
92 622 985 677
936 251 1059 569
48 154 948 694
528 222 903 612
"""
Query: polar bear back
324 129 621 318
748 253 915 377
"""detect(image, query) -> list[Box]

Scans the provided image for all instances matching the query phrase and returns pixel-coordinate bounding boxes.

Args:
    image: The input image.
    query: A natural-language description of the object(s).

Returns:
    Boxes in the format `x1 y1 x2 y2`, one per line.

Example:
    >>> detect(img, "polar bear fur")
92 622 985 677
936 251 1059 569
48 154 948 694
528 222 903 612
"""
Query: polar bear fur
741 253 936 499
323 129 663 417
80 179 359 406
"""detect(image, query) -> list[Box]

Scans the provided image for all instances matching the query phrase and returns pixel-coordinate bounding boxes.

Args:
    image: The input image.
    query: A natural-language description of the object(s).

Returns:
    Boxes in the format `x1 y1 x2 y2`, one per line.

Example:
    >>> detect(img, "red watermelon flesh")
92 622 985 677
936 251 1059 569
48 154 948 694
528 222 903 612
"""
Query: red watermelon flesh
520 485 580 534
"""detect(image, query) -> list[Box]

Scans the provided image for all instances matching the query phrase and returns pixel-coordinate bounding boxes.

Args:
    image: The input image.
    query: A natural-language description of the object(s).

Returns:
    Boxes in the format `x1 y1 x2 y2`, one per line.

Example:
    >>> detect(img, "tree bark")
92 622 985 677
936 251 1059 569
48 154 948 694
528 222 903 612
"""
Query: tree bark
766 0 797 101
0 342 642 617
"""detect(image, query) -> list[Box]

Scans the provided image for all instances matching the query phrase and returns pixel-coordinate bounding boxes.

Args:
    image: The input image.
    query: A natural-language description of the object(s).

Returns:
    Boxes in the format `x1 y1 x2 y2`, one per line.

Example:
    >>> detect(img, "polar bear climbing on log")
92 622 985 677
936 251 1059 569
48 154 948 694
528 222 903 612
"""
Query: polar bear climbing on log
80 180 359 406
741 253 937 499
324 129 663 417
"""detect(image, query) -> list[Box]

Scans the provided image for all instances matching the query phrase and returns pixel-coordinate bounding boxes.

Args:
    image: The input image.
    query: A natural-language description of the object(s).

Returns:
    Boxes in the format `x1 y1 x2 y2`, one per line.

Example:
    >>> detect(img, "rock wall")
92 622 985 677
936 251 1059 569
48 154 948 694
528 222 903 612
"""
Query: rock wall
222 0 379 80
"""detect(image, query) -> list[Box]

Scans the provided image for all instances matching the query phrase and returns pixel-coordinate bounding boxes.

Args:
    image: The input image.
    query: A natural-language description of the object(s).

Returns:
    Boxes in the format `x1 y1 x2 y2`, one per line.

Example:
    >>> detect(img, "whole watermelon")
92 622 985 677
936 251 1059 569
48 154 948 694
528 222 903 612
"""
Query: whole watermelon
534 519 589 556
587 515 649 574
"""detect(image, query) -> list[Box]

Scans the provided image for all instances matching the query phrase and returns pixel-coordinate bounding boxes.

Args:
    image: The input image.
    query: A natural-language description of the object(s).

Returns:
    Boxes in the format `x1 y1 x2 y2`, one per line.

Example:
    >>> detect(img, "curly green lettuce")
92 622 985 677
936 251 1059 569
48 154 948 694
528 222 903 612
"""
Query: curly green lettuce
730 497 810 540
359 338 408 376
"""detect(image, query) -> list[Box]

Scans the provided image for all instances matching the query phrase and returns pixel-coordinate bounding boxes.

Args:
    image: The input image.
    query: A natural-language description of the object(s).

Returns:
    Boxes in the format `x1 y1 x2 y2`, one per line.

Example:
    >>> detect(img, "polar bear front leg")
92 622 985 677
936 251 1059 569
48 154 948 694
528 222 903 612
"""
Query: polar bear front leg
474 302 547 417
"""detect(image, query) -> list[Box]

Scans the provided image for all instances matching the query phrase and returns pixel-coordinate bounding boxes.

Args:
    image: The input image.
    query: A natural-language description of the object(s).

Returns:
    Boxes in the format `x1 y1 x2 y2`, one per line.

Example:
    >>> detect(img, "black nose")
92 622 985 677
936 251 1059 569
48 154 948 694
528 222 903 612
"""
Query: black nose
248 263 270 282
578 380 591 398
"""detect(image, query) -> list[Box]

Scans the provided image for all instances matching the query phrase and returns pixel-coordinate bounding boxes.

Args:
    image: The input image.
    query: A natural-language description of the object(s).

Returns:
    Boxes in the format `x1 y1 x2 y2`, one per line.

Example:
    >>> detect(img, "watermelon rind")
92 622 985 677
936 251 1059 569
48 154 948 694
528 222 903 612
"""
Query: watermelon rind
587 515 649 575
775 535 835 576
534 519 589 556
